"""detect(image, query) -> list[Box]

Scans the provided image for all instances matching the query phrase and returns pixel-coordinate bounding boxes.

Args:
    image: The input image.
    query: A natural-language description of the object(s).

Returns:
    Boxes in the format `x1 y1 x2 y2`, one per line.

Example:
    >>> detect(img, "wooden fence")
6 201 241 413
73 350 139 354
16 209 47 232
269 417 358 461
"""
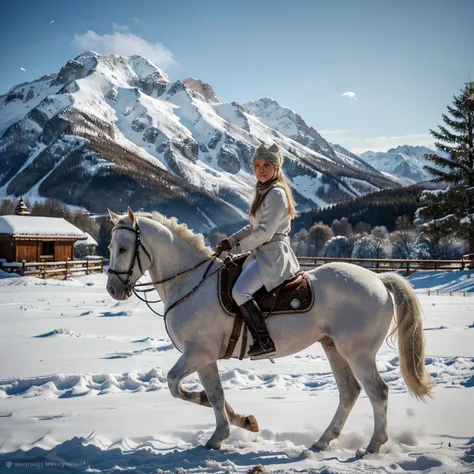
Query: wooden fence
18 257 104 279
296 256 474 274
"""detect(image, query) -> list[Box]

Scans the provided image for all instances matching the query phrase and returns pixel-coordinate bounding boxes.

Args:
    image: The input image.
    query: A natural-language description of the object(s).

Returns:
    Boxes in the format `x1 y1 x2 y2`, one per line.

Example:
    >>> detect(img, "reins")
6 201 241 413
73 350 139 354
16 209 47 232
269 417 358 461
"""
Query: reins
132 250 225 318
108 220 231 318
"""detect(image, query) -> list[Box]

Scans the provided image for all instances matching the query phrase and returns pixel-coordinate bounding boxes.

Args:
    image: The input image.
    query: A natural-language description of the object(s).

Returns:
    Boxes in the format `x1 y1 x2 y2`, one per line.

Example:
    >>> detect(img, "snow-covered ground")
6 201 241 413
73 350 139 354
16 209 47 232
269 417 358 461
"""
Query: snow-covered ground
0 269 473 473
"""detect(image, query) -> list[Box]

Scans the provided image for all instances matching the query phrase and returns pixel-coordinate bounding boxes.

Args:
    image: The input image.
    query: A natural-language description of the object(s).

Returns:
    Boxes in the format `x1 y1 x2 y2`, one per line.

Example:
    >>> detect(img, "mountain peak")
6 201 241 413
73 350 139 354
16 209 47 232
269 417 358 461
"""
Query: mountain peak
0 51 395 233
360 145 437 182
182 77 221 103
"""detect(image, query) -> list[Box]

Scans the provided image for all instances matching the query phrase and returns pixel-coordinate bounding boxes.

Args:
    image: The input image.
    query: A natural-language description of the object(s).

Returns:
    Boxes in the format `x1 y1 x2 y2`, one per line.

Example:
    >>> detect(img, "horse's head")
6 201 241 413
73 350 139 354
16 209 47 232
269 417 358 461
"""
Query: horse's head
106 207 152 300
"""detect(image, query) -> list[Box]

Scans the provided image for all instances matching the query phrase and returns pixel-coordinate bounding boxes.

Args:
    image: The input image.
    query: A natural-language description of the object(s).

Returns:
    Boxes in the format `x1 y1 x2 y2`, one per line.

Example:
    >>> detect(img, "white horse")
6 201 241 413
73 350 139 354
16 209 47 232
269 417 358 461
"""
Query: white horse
106 208 433 455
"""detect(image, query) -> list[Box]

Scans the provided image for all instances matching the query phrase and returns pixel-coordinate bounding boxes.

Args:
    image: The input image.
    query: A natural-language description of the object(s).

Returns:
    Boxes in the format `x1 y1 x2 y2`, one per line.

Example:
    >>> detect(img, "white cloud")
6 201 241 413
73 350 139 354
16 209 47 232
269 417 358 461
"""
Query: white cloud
73 30 176 69
342 91 358 100
112 23 130 32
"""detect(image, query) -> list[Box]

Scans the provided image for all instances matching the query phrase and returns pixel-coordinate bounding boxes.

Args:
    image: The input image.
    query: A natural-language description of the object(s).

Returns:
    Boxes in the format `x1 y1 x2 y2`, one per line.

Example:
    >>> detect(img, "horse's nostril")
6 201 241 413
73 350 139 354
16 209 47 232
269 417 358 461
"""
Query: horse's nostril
108 285 116 297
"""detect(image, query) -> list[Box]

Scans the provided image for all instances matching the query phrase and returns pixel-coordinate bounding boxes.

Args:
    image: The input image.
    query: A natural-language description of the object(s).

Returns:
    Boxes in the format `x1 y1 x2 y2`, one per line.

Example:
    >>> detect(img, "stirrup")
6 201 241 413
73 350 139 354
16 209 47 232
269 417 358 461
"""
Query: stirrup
248 338 276 360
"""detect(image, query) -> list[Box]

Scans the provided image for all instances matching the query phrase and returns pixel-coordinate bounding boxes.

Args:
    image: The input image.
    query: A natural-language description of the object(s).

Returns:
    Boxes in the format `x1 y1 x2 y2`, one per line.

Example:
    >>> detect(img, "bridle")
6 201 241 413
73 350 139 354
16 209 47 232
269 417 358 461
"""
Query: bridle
107 219 227 317
107 223 152 296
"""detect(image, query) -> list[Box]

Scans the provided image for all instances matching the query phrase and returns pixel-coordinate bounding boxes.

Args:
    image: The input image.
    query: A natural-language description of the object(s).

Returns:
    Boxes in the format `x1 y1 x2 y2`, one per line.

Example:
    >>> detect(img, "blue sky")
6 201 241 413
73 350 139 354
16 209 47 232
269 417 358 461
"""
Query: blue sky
1 0 472 153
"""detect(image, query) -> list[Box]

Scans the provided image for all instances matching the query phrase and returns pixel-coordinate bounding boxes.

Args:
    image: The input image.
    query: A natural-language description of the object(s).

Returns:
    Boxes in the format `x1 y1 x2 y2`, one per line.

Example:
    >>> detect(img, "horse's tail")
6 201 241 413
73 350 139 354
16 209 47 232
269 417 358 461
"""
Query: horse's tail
379 273 434 401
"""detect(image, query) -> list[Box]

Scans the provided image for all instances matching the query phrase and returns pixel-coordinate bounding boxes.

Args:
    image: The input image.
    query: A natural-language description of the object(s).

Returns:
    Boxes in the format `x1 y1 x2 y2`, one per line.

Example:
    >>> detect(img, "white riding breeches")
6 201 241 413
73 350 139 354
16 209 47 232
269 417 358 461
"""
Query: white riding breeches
232 256 265 306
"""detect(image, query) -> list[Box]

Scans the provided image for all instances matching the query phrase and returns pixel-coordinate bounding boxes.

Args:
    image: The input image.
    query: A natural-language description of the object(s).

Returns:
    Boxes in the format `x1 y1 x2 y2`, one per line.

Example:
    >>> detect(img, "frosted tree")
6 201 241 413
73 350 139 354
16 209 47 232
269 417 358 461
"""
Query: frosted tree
322 236 353 258
370 226 392 259
352 236 377 259
291 229 309 257
391 216 416 259
331 217 353 237
352 227 392 261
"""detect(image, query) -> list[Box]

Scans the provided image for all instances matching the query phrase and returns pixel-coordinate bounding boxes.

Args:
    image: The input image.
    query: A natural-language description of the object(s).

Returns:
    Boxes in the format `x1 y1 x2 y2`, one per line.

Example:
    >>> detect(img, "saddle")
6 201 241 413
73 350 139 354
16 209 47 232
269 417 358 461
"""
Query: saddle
219 254 315 359
219 254 314 317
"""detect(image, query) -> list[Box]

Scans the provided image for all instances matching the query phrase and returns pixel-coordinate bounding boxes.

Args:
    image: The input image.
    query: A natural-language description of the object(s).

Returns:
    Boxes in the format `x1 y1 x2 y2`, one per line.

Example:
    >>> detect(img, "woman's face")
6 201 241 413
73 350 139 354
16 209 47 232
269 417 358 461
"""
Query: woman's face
253 158 277 183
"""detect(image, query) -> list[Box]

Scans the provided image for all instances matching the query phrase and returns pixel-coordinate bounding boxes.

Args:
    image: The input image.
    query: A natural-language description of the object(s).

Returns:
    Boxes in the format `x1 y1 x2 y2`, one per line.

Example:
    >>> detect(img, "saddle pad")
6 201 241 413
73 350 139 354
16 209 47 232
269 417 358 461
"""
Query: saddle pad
219 265 314 317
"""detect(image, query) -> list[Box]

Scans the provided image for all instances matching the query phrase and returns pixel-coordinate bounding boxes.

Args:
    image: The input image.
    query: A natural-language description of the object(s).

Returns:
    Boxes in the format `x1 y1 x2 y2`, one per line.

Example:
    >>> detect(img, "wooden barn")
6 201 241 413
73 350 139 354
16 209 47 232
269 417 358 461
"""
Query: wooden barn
0 199 88 263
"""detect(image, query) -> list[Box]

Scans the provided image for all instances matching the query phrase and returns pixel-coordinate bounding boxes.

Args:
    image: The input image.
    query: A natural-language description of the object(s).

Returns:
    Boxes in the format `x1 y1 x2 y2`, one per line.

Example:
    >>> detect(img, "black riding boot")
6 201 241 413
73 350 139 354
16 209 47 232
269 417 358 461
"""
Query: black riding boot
239 299 276 359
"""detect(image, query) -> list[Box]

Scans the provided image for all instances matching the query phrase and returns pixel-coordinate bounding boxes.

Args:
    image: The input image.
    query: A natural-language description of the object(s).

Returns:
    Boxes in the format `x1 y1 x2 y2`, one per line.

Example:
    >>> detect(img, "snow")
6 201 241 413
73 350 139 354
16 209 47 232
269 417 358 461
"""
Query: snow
74 232 98 247
291 173 330 207
0 269 472 473
1 52 395 220
0 77 63 138
360 146 440 183
0 216 87 238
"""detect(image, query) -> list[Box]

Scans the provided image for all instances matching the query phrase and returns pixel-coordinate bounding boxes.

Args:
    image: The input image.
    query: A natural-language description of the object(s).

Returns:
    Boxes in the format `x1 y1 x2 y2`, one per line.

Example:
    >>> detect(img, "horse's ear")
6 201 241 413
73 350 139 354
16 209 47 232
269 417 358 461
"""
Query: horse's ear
127 207 137 228
108 208 120 225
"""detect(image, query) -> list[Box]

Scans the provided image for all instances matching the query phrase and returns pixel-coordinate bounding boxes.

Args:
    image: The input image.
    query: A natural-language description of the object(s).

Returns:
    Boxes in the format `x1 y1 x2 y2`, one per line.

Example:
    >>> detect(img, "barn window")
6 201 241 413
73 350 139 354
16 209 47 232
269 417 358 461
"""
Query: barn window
41 241 54 256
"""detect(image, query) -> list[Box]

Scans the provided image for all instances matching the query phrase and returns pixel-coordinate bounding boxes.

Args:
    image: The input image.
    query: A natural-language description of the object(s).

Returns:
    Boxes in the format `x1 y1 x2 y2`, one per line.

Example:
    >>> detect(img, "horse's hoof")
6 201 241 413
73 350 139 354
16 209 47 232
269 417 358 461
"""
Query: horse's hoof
245 415 259 432
310 443 326 453
356 448 377 458
205 440 222 450
356 448 367 458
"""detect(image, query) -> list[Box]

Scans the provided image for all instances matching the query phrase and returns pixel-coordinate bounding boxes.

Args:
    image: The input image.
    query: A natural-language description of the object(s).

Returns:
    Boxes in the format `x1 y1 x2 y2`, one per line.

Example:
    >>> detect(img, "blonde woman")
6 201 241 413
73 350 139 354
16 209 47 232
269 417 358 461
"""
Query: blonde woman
217 143 300 359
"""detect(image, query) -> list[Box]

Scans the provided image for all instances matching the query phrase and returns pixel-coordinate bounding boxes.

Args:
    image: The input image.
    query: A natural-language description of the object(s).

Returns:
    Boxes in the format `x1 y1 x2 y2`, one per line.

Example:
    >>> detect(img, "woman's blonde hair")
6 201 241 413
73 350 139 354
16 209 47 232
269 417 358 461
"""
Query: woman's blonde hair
249 167 297 219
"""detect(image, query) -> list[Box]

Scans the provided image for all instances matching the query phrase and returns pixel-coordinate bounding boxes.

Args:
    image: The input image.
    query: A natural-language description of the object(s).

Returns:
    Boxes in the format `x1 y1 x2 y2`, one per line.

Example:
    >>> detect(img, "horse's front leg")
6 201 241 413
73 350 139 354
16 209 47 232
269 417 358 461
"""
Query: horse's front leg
167 347 214 406
197 362 230 449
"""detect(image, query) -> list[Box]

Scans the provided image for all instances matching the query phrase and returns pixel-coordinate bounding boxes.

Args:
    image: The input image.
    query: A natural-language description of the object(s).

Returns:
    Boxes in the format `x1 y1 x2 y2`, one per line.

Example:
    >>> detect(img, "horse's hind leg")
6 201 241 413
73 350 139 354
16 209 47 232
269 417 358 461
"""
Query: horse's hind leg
311 339 361 451
348 356 389 455
197 362 230 449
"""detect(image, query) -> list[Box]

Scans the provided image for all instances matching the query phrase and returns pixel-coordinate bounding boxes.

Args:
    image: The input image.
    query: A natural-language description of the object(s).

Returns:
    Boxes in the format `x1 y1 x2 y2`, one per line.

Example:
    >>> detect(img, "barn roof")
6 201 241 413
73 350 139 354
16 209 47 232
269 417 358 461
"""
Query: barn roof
74 232 98 246
0 215 88 239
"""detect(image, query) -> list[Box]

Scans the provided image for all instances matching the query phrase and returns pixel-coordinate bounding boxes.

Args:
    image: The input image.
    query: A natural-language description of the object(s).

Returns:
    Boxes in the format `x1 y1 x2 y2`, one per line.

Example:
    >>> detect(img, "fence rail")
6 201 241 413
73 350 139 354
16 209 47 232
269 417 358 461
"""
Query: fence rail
296 256 474 274
3 257 105 279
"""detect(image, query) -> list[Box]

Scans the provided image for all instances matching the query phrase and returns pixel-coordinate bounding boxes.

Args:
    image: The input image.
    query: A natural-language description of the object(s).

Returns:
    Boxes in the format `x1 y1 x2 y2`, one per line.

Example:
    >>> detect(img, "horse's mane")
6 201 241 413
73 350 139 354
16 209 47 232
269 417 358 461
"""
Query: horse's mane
138 212 214 257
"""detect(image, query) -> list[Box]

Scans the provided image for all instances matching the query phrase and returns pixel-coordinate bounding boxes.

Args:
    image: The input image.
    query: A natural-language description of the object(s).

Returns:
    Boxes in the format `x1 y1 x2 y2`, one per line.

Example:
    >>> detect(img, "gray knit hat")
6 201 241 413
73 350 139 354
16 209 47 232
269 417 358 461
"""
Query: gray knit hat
252 143 283 168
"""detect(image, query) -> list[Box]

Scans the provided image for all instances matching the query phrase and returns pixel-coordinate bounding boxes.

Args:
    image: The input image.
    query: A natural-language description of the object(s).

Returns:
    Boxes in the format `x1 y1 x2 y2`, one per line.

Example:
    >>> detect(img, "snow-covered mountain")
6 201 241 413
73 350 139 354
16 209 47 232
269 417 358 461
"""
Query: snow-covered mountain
0 51 395 232
360 145 438 183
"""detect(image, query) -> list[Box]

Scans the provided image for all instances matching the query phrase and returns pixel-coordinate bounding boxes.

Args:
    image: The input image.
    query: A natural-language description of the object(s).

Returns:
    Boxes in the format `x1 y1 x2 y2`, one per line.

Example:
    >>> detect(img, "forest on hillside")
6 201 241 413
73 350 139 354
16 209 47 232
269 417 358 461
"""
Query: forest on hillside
292 184 424 234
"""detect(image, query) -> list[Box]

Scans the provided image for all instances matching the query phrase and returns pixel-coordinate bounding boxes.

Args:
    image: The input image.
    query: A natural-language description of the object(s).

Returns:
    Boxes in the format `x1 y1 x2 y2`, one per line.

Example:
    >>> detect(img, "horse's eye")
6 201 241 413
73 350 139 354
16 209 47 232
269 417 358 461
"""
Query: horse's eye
119 247 127 254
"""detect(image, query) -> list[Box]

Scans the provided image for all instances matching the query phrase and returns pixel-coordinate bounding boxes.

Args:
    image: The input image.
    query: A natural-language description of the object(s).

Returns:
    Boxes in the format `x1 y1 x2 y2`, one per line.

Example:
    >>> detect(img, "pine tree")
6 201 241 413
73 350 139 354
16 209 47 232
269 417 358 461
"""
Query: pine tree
420 81 474 253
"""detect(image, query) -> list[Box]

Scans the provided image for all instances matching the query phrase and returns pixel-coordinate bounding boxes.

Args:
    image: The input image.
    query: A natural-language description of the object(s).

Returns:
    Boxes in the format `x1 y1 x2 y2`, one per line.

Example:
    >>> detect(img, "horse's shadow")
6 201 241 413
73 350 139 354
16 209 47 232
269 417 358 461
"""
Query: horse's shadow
0 437 355 473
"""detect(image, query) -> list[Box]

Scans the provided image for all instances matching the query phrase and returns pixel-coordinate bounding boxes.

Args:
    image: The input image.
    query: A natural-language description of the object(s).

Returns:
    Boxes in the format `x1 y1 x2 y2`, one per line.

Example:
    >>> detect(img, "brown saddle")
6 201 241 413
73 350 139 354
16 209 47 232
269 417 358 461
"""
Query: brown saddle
219 254 314 317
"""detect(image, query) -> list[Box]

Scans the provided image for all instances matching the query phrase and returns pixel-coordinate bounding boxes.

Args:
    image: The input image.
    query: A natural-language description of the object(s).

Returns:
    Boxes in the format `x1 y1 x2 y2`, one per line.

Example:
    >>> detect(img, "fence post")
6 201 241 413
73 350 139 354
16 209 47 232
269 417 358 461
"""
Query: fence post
22 260 26 276
100 257 104 273
65 258 69 280
86 258 90 275
406 260 410 275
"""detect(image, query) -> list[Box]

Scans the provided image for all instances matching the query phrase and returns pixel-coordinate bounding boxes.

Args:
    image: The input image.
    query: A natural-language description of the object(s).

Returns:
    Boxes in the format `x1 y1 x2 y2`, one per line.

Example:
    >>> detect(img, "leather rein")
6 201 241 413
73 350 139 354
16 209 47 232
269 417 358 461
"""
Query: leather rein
107 221 227 317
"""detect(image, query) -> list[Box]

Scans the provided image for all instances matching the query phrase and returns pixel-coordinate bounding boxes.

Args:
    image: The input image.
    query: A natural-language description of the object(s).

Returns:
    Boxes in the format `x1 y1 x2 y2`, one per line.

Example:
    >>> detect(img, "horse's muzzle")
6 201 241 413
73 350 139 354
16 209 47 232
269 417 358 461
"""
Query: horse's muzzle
107 275 132 300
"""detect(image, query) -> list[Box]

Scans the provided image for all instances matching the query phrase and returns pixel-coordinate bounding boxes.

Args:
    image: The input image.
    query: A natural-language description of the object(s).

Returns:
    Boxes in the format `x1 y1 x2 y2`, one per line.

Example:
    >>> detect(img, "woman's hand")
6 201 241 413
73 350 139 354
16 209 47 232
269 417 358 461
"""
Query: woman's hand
217 238 232 252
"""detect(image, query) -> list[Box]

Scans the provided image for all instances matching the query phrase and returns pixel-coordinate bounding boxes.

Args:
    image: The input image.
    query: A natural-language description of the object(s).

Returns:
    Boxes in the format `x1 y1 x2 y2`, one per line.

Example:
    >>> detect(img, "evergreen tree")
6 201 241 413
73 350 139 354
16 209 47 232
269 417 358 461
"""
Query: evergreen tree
421 81 474 252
